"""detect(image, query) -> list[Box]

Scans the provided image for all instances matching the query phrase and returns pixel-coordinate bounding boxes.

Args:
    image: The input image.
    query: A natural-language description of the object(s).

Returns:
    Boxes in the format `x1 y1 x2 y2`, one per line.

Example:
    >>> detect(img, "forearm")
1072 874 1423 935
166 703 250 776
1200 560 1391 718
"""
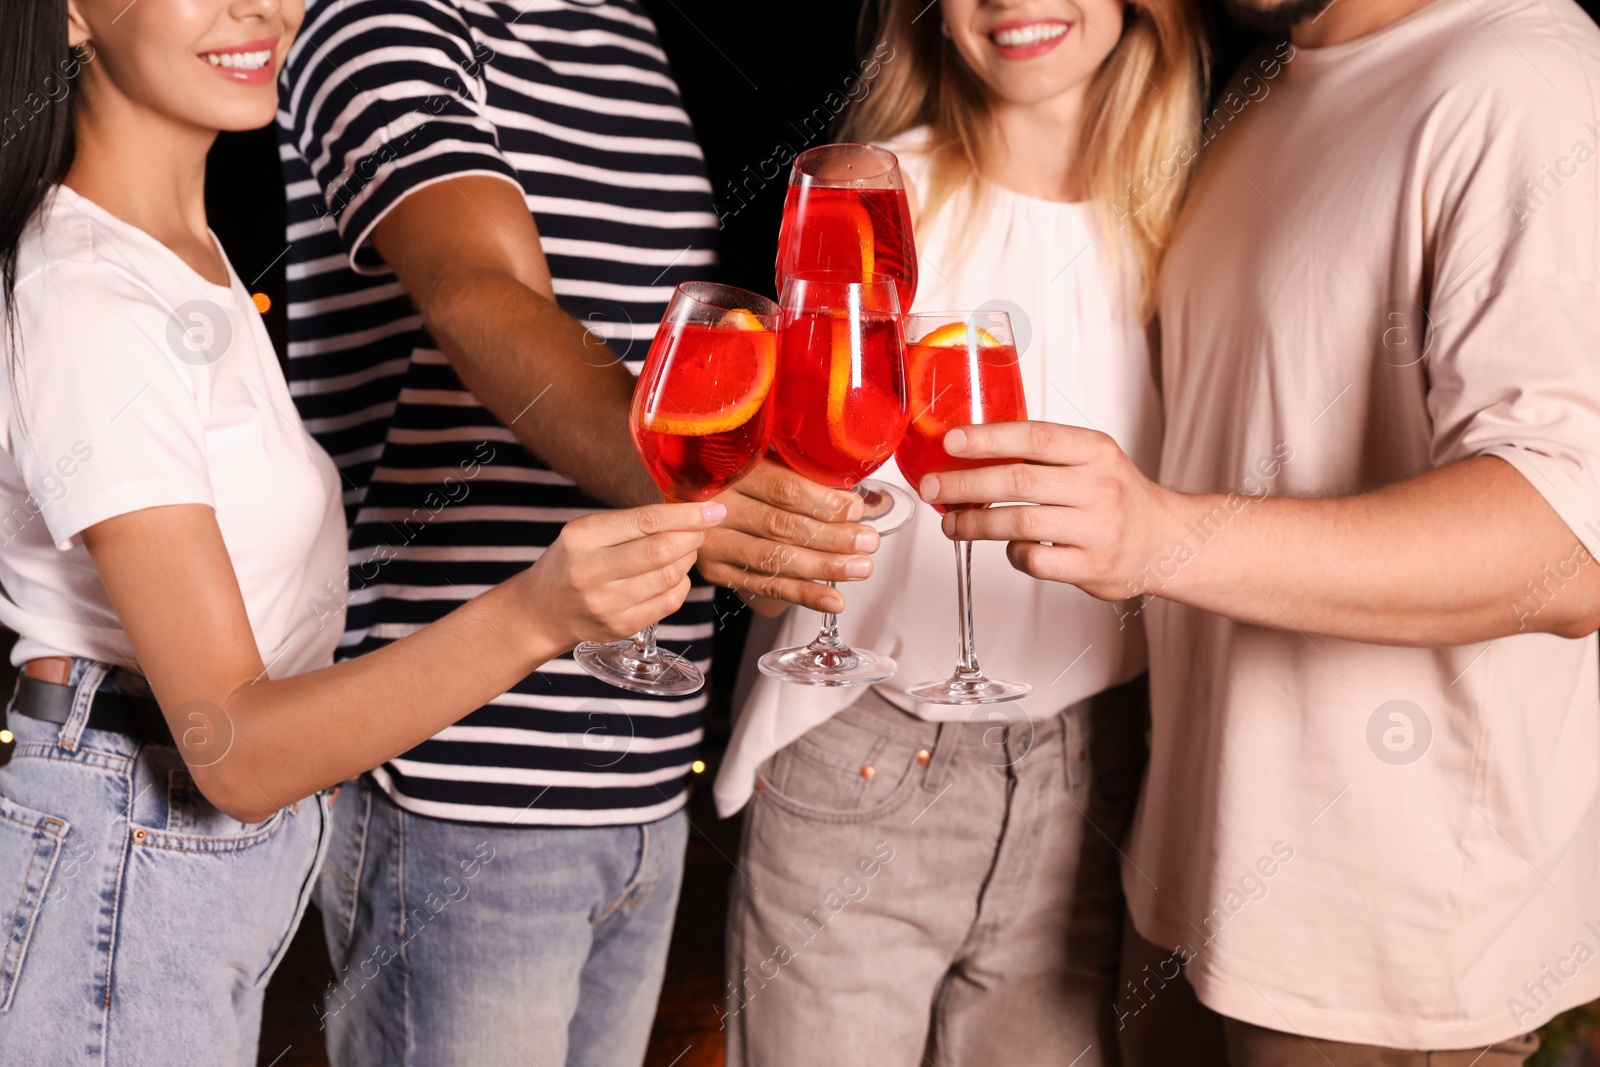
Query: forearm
420 268 657 507
196 582 563 820
1151 457 1600 645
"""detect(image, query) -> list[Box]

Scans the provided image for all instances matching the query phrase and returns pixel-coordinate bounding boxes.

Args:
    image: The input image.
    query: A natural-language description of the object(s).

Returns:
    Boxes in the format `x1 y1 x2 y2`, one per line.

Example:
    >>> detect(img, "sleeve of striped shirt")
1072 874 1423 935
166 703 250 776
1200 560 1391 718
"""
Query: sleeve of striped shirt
280 0 524 275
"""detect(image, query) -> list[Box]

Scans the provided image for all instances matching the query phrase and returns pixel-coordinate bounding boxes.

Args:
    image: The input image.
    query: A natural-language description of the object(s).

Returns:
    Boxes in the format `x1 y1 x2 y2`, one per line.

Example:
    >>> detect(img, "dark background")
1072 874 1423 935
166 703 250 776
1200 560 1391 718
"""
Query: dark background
5 1 1596 1065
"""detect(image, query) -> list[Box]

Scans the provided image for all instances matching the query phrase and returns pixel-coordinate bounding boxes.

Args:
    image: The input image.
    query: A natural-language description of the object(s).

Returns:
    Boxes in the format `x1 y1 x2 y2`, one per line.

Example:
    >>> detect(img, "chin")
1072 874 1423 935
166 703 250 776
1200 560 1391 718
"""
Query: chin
190 93 282 134
986 71 1086 108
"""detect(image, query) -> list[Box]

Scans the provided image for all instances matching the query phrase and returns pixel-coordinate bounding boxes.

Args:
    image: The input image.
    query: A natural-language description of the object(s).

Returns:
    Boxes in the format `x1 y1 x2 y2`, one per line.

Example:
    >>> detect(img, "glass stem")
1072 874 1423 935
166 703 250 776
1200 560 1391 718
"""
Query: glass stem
630 623 661 666
814 582 843 648
953 540 983 678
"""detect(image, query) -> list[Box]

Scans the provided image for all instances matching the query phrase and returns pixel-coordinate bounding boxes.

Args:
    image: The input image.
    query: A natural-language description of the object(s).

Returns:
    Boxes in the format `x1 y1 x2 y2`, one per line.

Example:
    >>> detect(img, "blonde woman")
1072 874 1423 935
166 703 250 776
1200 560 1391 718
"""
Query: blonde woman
715 1 1203 1063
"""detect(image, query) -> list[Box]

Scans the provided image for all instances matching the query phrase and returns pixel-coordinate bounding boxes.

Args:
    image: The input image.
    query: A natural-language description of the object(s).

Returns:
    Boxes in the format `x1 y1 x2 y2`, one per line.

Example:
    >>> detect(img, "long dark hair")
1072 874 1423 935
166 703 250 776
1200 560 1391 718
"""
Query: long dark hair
2 1 80 348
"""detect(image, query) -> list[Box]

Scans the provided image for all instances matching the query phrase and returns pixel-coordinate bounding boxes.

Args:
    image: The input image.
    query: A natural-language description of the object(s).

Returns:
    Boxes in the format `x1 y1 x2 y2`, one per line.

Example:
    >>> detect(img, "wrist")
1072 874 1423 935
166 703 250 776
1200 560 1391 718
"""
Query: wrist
1130 488 1230 601
483 575 572 668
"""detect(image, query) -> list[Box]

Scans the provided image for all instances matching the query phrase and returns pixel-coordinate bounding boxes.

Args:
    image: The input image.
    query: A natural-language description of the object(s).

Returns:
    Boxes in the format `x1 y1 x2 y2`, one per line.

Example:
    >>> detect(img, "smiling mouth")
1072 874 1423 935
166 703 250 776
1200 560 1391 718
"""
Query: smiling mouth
989 21 1072 48
200 48 274 71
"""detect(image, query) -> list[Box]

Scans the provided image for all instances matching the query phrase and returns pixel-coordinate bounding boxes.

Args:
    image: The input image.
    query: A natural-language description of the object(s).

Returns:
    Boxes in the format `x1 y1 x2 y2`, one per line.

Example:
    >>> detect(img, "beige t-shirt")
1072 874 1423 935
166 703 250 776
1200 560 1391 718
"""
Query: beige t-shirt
1133 0 1600 1049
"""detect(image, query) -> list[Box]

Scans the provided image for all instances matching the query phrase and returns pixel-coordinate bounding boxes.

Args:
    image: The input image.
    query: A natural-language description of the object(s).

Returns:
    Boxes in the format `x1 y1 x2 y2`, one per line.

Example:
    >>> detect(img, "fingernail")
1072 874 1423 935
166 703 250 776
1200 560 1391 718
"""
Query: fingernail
844 493 865 521
942 513 956 537
854 530 880 553
702 501 727 522
919 474 939 501
945 428 967 454
844 557 871 579
823 593 846 613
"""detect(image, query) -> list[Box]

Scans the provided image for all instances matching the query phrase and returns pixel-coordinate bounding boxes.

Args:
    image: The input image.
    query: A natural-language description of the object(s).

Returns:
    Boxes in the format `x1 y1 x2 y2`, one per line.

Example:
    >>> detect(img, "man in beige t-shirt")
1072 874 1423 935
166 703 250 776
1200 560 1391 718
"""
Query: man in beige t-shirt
915 0 1600 1062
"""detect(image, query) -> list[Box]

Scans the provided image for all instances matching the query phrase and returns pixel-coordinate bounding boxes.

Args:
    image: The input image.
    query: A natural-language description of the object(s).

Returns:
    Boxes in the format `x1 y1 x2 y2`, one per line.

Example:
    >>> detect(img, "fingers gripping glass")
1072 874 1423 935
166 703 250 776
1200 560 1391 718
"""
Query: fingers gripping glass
758 271 908 687
574 282 779 696
897 311 1031 705
777 143 919 533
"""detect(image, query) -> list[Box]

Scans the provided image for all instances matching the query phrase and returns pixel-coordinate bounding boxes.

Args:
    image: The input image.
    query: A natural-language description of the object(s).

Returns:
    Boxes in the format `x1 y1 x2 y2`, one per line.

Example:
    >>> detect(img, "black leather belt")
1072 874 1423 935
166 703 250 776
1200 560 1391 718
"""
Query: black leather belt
11 674 175 747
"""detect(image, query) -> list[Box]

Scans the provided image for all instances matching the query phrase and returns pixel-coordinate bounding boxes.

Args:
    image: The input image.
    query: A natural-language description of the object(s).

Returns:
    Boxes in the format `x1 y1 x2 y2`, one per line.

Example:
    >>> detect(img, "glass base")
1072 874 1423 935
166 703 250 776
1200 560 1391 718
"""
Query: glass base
905 671 1031 706
855 480 917 534
758 641 897 687
574 639 704 696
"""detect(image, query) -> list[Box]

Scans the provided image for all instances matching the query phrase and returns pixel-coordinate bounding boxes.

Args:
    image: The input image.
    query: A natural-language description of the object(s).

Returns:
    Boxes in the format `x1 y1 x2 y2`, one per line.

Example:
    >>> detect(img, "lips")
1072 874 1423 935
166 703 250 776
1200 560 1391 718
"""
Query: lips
196 37 280 87
988 19 1072 60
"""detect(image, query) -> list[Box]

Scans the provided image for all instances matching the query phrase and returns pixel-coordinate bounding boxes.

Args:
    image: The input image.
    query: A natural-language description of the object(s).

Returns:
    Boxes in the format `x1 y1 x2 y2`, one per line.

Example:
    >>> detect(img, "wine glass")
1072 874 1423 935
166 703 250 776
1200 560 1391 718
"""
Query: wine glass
758 271 908 687
777 143 919 533
897 311 1031 704
574 282 779 696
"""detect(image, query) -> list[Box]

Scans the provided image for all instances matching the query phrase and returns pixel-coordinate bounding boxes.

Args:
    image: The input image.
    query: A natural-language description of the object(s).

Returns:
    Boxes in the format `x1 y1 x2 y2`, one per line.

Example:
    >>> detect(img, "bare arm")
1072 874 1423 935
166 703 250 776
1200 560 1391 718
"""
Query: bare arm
83 500 719 822
371 175 653 507
924 422 1600 645
372 177 879 613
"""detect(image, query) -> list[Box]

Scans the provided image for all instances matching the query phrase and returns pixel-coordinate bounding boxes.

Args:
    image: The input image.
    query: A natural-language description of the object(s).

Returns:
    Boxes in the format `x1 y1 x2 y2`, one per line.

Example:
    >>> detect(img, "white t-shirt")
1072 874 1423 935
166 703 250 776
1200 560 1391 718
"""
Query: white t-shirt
715 127 1160 816
1134 0 1600 1049
0 186 346 680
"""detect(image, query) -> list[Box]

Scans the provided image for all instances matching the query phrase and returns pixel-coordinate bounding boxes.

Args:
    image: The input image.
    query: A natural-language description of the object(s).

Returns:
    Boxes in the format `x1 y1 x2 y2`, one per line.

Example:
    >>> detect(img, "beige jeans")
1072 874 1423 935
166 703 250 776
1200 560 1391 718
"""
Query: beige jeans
724 679 1149 1067
1117 922 1541 1067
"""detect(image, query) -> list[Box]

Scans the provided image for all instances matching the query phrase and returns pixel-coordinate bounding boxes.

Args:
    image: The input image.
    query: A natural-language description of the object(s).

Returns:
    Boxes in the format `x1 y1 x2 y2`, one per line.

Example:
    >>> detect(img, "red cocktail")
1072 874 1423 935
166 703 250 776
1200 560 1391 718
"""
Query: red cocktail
758 271 908 688
895 323 1026 512
632 315 775 502
577 282 779 698
771 309 906 489
776 144 920 531
899 313 1032 706
777 185 917 311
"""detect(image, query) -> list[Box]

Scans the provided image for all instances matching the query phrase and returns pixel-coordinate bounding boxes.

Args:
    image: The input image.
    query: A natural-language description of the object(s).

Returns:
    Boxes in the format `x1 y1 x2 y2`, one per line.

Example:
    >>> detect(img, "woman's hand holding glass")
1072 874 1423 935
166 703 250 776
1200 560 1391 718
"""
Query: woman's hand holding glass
521 500 727 651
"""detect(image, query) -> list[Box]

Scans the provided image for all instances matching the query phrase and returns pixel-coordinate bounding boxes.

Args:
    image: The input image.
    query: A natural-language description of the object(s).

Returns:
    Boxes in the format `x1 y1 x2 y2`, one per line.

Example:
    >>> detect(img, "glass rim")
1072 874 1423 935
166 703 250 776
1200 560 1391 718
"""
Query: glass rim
778 270 903 313
903 309 1015 343
790 143 901 186
904 309 1015 321
670 280 780 322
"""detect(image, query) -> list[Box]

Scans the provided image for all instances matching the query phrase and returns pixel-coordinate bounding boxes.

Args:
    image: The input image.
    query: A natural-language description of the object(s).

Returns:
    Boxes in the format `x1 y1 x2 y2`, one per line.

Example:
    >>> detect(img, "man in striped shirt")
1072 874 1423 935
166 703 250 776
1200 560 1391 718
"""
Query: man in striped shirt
278 2 877 1062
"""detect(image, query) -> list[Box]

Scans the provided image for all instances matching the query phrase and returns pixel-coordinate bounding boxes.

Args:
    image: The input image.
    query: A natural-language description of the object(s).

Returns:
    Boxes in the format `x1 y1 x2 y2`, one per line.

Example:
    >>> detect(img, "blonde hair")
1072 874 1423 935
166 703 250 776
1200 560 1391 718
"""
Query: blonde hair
841 1 1207 320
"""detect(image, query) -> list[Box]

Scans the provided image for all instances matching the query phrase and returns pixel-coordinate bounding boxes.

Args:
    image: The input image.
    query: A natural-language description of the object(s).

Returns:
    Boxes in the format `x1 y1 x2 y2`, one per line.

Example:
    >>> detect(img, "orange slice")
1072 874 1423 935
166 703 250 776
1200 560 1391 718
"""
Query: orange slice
823 313 902 462
826 312 854 444
718 307 764 331
917 322 1001 349
640 315 775 436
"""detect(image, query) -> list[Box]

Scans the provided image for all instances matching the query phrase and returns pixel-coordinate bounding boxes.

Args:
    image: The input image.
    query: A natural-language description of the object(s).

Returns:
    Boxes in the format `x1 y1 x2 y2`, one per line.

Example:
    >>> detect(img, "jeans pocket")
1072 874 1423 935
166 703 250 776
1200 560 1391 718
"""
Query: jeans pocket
0 795 71 1012
134 785 288 853
132 748 287 852
759 711 925 824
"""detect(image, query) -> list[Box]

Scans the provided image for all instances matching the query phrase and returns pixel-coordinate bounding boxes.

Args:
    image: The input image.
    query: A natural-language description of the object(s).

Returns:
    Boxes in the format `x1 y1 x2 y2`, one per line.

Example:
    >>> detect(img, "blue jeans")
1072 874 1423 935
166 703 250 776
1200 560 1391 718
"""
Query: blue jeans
316 774 688 1067
0 660 328 1066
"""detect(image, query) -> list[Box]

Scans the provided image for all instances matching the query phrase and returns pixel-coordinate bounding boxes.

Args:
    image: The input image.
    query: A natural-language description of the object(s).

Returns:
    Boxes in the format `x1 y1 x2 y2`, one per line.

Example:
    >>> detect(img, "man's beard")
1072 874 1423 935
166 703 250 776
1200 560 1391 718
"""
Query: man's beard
1222 0 1336 33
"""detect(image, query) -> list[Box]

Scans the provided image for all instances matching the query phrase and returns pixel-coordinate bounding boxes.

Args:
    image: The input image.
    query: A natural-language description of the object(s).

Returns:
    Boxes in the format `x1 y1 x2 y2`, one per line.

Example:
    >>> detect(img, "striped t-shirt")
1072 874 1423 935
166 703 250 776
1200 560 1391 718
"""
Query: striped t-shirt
278 0 718 826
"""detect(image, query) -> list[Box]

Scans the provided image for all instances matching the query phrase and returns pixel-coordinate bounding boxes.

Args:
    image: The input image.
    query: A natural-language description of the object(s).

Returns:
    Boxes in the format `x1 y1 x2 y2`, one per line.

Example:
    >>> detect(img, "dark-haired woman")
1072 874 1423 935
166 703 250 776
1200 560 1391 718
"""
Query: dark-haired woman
0 3 721 1062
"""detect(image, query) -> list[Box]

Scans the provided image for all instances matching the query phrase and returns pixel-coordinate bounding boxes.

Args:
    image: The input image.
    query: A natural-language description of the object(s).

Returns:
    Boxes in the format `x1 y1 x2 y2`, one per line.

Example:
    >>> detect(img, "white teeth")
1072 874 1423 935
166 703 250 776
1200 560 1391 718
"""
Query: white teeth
203 49 272 71
992 22 1069 47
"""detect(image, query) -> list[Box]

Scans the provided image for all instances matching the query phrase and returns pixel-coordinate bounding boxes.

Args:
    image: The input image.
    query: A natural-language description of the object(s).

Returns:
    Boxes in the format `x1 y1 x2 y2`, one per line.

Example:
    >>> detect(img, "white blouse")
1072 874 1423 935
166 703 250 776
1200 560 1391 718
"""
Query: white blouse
714 128 1161 816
